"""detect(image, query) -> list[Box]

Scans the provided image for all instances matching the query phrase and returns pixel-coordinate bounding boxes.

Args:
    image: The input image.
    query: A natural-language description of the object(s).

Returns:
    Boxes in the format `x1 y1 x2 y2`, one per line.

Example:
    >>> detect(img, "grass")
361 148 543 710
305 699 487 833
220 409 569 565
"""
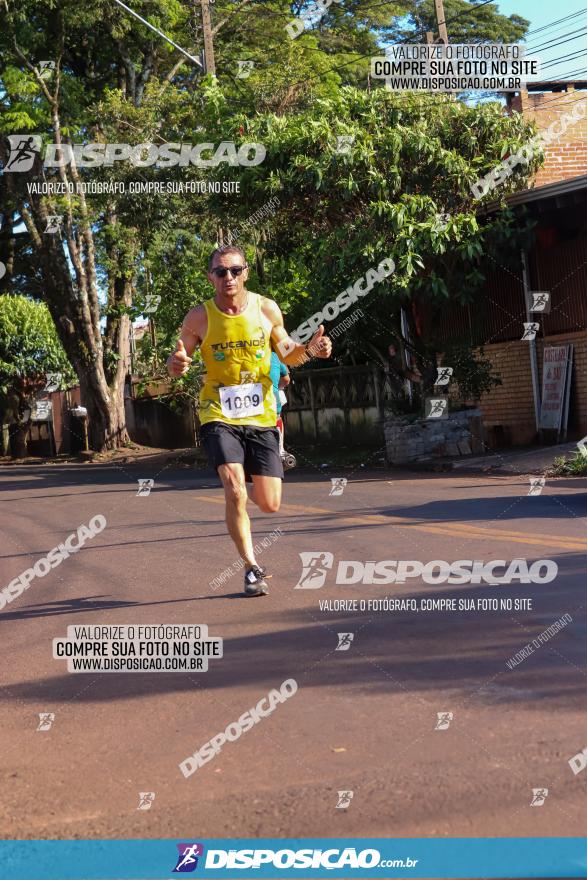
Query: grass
551 452 587 476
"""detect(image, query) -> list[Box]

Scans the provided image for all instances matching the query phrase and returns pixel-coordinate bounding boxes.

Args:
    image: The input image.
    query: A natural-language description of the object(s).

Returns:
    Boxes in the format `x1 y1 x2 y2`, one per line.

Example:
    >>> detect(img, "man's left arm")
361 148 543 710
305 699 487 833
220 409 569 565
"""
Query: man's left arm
263 299 332 367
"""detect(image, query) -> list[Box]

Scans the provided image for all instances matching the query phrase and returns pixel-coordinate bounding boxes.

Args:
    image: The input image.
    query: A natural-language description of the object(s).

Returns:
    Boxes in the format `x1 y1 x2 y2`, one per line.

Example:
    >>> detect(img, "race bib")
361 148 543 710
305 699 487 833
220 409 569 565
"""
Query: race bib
219 383 264 419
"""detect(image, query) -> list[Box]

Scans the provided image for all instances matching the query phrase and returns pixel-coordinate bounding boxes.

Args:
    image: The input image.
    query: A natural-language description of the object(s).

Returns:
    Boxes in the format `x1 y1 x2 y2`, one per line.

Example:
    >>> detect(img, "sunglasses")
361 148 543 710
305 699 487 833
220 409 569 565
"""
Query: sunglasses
210 265 247 278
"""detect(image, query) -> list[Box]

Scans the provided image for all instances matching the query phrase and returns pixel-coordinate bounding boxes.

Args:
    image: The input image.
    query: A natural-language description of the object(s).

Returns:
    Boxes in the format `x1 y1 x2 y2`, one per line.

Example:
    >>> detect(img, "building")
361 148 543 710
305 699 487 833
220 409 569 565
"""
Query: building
433 177 587 448
421 84 587 449
507 82 587 187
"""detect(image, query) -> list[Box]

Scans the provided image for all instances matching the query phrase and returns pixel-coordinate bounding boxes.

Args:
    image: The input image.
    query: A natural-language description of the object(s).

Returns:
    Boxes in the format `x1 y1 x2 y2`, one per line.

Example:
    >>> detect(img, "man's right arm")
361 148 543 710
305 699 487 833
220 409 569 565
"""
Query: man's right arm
166 307 203 377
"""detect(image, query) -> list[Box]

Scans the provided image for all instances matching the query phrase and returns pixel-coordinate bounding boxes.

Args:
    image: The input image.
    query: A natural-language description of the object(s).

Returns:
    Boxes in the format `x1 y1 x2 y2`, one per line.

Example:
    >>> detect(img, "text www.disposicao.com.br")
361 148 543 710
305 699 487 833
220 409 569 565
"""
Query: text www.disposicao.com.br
71 657 201 671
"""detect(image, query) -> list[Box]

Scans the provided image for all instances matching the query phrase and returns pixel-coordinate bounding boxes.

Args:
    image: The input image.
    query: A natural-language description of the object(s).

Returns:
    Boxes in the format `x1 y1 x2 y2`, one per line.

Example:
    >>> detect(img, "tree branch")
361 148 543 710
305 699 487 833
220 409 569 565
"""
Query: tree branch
212 0 256 36
135 43 156 107
159 47 199 93
116 40 137 102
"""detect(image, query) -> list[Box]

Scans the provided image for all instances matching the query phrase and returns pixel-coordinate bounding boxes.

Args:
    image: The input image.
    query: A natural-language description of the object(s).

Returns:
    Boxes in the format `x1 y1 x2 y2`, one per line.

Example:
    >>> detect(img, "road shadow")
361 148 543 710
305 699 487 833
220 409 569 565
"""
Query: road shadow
0 461 438 500
381 490 587 524
0 591 251 622
2 554 586 709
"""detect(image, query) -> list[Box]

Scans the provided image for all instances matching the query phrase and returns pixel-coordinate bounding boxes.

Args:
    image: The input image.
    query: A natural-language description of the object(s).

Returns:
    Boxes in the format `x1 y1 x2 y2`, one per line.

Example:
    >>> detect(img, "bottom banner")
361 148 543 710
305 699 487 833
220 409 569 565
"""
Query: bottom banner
1 838 587 879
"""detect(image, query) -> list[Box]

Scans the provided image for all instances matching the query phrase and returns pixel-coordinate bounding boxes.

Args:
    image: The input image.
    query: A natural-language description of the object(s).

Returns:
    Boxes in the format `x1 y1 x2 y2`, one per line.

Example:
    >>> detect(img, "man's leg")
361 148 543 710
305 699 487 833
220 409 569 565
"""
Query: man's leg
245 427 284 514
248 475 282 513
201 423 269 596
217 462 257 566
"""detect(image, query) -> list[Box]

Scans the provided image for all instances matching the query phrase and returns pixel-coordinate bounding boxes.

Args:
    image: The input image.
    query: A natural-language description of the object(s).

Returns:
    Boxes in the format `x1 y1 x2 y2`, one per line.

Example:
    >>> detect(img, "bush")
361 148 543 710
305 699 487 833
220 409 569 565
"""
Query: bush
443 343 502 402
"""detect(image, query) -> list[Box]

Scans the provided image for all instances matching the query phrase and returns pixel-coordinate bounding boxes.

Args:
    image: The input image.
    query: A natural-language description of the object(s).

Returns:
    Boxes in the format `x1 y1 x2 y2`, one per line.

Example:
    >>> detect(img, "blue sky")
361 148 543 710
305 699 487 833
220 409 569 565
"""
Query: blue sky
497 0 587 80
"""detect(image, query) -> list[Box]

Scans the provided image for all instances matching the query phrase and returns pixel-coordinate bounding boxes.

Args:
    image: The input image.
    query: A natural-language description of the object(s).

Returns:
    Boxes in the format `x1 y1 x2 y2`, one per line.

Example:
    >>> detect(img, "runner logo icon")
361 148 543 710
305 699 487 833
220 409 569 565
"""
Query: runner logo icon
295 552 334 589
435 366 453 386
530 788 548 806
435 712 453 730
173 843 205 872
336 633 354 651
530 292 550 313
330 477 347 496
5 134 42 172
37 712 55 731
336 790 354 808
425 397 448 419
137 791 155 810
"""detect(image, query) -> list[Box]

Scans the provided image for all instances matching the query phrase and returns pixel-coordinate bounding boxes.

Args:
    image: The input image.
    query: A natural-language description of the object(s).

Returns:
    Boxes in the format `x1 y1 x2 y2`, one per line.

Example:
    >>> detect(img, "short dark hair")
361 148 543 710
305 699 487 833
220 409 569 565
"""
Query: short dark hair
208 245 247 271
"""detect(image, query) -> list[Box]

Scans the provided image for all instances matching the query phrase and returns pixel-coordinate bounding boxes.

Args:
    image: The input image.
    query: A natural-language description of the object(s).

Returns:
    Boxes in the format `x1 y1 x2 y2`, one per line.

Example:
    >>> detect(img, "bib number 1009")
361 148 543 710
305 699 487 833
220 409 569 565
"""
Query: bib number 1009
219 382 264 418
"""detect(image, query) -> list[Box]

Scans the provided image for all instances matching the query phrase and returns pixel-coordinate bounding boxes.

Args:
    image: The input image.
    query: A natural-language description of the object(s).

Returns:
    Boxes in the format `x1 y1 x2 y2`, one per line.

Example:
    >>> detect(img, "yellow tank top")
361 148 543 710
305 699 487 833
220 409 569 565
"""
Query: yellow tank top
199 291 277 427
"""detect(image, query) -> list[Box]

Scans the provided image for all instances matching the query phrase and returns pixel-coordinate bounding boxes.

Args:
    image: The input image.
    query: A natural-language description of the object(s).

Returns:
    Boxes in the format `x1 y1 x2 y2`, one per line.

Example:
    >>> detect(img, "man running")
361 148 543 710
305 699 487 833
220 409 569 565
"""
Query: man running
167 245 332 596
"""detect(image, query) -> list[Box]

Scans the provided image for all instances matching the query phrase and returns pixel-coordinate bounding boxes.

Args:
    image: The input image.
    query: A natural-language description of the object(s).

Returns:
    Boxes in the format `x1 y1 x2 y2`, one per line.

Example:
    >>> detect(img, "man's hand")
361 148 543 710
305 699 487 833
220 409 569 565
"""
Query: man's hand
306 325 332 359
167 339 193 377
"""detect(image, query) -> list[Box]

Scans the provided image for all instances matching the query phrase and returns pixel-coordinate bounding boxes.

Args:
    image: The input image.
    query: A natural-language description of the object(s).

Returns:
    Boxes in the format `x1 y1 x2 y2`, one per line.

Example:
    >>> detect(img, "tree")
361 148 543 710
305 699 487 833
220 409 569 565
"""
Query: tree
388 0 528 44
0 0 343 450
131 79 540 397
0 0 533 448
198 86 539 358
0 295 75 457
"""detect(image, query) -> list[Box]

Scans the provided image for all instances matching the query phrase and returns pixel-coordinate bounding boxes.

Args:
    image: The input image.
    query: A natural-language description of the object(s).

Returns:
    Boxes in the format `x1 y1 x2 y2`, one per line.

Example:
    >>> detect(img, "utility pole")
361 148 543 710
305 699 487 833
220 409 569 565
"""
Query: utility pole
198 0 222 244
433 0 449 44
521 249 542 436
200 0 216 74
144 266 158 368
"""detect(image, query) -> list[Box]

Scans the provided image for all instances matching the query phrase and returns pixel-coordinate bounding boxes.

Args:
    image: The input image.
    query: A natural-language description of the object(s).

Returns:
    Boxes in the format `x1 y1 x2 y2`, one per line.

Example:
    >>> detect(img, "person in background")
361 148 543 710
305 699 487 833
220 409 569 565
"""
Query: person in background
270 350 294 467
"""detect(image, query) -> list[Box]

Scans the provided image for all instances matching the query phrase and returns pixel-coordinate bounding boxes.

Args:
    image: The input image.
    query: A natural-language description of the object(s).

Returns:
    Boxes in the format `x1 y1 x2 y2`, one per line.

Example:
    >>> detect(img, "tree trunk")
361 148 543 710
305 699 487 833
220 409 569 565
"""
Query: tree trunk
78 373 129 451
0 30 147 455
0 146 131 454
10 423 29 459
39 257 131 452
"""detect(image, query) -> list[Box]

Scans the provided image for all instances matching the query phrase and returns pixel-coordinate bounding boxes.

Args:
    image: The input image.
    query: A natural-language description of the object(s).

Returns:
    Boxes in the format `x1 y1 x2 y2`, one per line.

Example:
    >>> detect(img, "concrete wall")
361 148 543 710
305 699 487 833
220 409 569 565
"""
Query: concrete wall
384 409 484 465
282 364 394 447
284 404 381 446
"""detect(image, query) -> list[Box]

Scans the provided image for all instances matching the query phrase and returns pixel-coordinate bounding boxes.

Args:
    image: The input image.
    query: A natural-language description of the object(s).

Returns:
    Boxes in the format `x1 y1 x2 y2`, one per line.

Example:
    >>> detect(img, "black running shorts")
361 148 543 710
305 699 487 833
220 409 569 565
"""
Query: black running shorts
200 422 284 480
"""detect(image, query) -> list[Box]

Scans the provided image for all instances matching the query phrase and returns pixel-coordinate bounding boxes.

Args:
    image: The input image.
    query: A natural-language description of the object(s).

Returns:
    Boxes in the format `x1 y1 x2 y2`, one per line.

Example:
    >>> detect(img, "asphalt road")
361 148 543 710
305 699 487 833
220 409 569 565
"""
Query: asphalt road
1 458 586 842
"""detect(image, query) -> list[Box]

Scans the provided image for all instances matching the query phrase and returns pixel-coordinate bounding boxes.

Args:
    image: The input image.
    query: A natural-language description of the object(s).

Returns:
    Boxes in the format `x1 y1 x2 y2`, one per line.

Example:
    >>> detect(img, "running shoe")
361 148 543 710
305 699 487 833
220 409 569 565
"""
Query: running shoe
244 565 270 596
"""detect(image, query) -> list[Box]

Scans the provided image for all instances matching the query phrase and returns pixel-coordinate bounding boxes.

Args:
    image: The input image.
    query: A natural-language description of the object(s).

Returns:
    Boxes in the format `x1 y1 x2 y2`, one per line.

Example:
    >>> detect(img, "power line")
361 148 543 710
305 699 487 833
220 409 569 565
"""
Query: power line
111 0 581 94
525 6 587 37
513 90 587 113
525 13 587 46
549 65 587 78
208 1 584 105
221 74 587 123
214 0 506 71
541 47 587 68
527 25 587 53
276 0 499 91
213 0 581 97
219 67 587 122
112 0 203 67
227 0 443 23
